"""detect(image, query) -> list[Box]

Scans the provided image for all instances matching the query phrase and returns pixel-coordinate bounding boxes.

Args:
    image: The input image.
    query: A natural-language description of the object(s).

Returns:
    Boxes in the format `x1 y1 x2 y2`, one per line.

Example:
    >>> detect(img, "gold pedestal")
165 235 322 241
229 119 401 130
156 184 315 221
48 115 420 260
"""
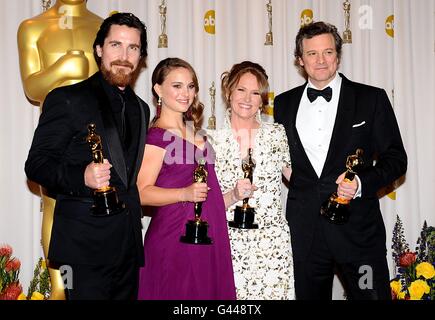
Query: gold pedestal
207 115 216 130
158 34 168 48
264 32 273 46
343 30 352 43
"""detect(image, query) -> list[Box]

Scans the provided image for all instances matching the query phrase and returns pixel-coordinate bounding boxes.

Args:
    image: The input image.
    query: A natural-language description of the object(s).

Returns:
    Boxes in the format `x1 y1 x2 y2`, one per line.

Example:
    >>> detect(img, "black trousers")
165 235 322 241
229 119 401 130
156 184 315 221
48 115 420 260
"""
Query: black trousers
65 234 139 300
293 223 391 300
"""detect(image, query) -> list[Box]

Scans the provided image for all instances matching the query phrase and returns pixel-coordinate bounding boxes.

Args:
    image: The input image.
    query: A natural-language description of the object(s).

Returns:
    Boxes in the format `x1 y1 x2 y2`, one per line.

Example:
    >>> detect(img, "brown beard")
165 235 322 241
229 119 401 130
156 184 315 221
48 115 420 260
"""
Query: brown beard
100 60 136 88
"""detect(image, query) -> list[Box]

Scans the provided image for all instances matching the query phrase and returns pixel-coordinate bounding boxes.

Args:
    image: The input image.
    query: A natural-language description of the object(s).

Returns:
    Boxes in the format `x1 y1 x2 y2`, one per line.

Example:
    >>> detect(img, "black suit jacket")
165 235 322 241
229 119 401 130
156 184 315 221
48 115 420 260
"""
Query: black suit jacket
25 72 150 266
274 74 407 263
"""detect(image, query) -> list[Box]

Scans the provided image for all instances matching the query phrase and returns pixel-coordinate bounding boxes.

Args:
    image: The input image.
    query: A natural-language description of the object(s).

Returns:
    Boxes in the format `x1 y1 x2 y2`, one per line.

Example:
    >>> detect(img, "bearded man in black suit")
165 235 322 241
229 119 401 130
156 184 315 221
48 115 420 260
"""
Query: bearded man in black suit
25 13 150 300
274 21 407 300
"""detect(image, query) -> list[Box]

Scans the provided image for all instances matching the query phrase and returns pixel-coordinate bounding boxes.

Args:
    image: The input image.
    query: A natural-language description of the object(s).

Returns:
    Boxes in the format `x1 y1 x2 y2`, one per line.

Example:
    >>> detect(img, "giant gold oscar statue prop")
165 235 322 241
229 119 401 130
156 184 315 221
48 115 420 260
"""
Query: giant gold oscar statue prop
17 0 103 300
320 149 364 224
180 159 213 244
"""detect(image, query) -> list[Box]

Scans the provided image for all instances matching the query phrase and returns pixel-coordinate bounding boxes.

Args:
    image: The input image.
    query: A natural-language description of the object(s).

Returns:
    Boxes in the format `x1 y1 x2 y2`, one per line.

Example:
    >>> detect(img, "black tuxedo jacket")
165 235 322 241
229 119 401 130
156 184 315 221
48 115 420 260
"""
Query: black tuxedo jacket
25 72 150 266
274 74 407 263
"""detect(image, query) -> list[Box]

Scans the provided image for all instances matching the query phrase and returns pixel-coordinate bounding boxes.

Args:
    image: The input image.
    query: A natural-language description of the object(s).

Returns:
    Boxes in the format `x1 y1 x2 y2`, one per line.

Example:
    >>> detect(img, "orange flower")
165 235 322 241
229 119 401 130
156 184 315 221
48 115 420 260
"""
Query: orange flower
5 258 21 272
0 283 22 300
399 251 417 267
0 244 12 258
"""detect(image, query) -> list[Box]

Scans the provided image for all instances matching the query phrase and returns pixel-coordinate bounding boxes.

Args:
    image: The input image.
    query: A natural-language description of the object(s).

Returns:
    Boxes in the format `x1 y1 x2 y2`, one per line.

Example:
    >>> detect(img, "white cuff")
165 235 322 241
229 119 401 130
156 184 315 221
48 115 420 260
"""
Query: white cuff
353 175 362 198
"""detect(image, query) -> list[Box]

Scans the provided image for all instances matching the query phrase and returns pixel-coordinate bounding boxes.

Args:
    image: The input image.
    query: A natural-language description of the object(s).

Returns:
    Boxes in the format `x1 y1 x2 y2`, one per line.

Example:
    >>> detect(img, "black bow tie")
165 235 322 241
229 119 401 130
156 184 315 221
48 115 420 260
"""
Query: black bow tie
307 86 332 103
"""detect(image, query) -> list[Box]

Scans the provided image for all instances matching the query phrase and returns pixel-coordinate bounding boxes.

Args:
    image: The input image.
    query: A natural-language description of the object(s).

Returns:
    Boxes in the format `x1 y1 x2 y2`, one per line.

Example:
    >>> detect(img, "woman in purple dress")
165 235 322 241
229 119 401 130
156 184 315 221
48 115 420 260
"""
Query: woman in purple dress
136 58 236 300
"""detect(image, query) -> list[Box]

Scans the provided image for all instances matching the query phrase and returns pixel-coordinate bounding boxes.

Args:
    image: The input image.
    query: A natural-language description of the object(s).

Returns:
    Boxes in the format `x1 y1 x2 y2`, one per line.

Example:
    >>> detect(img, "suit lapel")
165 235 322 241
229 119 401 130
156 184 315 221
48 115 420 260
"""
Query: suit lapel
129 97 148 188
320 74 355 178
90 76 128 188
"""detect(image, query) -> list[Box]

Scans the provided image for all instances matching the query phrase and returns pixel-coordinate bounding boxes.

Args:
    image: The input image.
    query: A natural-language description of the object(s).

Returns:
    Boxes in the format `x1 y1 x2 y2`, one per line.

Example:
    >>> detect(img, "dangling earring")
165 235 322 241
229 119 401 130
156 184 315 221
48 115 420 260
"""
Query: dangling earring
156 96 162 118
257 106 262 122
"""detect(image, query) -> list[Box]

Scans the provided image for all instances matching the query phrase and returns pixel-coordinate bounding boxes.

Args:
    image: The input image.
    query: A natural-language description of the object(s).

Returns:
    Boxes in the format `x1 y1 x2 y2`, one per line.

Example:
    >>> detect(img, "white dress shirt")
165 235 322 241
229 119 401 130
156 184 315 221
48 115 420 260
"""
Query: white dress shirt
296 72 361 197
296 72 342 177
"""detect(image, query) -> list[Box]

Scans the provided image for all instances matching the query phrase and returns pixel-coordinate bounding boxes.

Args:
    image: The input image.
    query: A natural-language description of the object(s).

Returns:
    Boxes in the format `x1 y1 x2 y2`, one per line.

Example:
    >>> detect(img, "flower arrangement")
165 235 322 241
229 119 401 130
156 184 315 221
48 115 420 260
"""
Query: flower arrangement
26 257 50 300
0 244 23 300
0 244 51 300
390 215 435 300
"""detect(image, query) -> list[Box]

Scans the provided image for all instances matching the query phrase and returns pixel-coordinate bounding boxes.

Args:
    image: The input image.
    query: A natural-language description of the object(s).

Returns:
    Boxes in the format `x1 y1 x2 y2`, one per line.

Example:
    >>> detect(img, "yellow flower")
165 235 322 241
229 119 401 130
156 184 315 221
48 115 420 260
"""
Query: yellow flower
397 291 407 299
30 291 45 300
408 279 430 300
391 280 408 299
416 262 435 279
390 280 401 294
40 260 47 270
17 292 27 300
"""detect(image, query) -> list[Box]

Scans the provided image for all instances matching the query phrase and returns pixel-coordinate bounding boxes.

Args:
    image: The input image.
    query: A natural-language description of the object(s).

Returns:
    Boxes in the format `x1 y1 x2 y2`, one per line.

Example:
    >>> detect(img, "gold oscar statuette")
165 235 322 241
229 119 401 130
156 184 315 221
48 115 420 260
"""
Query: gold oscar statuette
207 82 216 130
86 124 125 216
343 0 352 43
229 148 259 229
158 0 168 48
320 149 364 224
180 159 213 244
264 0 273 46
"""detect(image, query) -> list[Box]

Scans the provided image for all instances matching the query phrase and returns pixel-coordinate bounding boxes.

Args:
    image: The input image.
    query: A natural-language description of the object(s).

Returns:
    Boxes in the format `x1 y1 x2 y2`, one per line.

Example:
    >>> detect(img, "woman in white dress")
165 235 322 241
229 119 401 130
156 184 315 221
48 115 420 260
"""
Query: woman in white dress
207 61 295 299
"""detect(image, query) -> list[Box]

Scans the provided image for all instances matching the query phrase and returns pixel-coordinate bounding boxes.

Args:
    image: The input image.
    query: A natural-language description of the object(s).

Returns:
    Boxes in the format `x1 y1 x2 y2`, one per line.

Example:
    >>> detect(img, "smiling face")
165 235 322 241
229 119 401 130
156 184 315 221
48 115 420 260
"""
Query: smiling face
153 67 196 115
298 33 339 88
229 72 262 122
96 24 142 89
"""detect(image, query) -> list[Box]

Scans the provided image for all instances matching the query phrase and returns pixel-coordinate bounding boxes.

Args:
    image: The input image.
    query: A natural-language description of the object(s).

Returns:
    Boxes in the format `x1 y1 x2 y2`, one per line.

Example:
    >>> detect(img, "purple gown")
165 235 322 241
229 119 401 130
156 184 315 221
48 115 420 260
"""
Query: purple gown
138 127 236 300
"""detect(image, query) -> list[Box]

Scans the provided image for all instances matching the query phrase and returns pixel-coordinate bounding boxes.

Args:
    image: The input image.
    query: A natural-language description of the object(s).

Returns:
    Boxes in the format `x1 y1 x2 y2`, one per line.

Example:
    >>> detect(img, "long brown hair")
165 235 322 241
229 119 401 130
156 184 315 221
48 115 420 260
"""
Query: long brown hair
151 57 204 132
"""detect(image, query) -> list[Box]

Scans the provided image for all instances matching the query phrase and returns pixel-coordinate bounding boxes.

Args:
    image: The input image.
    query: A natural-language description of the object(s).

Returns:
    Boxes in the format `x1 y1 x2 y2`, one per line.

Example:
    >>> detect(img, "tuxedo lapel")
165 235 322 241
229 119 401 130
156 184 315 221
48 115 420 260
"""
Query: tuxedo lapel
129 97 147 188
320 74 355 178
90 76 128 188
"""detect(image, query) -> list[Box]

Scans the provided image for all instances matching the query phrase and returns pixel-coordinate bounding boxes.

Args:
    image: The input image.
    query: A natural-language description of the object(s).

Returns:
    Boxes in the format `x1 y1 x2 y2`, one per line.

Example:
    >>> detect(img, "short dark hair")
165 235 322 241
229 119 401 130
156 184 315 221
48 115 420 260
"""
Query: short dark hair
93 12 147 65
294 21 343 62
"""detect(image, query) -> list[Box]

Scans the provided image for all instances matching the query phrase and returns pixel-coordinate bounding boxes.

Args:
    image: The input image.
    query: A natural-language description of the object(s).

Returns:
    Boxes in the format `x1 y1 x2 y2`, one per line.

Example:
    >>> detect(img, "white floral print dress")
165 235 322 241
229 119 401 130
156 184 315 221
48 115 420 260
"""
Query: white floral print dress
207 117 295 300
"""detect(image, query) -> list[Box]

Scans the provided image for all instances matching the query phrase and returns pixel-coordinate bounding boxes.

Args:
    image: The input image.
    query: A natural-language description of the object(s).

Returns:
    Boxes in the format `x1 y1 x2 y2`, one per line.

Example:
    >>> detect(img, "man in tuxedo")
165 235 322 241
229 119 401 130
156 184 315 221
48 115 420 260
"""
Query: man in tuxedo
274 21 407 300
25 13 150 300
